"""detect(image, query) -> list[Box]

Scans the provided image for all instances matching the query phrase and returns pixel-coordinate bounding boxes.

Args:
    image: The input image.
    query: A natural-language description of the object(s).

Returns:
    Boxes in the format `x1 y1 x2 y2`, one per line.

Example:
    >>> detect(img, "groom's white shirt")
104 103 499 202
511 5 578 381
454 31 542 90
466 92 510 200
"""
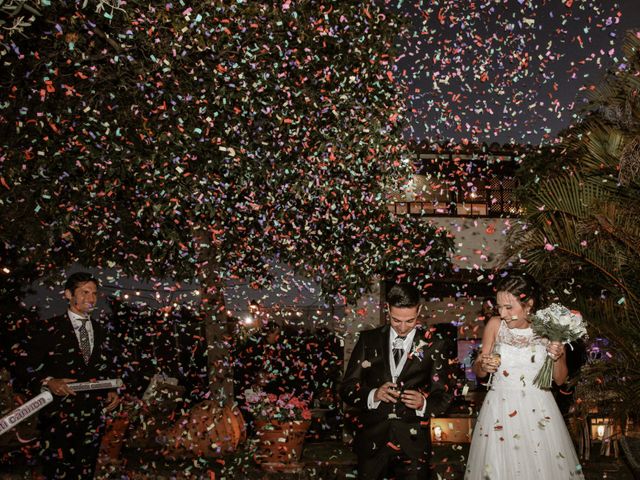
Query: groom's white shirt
367 327 427 416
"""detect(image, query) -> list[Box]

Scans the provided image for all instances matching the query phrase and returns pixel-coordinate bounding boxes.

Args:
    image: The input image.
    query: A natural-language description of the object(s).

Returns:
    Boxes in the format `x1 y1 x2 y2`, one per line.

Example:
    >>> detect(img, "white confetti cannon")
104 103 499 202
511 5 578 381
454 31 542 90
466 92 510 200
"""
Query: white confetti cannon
0 379 123 436
0 391 53 436
67 378 123 392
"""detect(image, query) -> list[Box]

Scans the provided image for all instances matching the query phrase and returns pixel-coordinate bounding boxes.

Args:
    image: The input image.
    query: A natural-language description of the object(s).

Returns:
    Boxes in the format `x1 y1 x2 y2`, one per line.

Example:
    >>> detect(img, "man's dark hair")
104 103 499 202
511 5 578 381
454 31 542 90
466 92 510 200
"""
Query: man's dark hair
387 283 421 308
64 272 99 293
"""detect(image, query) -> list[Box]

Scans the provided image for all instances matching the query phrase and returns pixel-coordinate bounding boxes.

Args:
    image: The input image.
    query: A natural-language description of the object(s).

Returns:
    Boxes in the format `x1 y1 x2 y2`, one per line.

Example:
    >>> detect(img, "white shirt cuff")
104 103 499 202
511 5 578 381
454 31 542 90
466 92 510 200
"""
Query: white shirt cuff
415 396 427 417
367 389 381 409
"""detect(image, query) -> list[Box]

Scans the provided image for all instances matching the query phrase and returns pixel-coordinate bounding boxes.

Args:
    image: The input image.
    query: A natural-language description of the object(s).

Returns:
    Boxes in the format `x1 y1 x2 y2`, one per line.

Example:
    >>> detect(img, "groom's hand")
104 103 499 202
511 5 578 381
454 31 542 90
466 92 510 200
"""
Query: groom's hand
374 382 400 403
400 390 425 410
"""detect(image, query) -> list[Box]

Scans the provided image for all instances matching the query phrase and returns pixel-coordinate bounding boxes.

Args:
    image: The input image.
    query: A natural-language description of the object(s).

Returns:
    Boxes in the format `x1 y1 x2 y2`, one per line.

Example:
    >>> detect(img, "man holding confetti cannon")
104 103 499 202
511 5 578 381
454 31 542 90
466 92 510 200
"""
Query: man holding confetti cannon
23 272 122 479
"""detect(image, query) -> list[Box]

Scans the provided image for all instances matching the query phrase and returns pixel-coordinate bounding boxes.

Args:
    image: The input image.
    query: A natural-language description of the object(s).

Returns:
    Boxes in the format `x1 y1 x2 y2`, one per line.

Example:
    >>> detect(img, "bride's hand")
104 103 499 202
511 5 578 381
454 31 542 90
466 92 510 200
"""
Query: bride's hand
546 341 565 361
480 354 500 373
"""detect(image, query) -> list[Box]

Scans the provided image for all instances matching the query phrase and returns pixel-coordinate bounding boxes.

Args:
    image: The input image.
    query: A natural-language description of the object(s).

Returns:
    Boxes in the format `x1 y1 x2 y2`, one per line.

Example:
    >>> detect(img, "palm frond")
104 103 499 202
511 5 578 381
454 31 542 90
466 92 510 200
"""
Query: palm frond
509 31 640 420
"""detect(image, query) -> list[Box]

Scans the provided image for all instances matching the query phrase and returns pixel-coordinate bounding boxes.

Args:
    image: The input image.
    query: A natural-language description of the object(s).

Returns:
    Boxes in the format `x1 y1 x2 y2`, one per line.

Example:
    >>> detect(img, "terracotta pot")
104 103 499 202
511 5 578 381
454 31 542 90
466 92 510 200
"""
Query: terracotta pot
160 401 246 457
254 419 310 472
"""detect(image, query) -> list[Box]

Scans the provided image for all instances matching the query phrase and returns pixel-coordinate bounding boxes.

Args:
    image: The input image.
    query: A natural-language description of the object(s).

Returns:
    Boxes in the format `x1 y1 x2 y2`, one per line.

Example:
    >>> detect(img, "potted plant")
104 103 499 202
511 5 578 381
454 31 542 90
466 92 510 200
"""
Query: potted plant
244 389 312 472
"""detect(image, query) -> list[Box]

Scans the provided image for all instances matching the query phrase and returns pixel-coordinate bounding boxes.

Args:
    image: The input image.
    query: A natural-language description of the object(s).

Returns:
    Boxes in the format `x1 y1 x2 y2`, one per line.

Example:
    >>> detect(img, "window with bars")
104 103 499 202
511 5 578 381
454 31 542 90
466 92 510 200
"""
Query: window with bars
389 176 519 218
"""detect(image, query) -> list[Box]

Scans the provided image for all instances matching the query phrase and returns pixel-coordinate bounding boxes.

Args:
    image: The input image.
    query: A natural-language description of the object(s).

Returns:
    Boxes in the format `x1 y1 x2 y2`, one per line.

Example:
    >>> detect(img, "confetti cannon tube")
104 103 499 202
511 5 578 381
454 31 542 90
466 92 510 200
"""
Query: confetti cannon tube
66 378 123 392
0 391 53 436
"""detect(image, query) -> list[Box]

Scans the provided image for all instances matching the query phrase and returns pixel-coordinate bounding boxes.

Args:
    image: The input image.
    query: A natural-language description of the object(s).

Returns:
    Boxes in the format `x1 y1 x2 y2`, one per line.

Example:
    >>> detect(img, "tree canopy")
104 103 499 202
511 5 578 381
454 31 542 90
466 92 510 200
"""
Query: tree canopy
0 1 452 305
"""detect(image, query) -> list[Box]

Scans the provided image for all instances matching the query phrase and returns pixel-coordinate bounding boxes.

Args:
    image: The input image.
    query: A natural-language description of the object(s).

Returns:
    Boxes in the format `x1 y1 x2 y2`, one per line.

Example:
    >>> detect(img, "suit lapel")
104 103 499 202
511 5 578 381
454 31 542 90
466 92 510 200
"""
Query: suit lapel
57 314 78 350
398 326 426 380
54 315 87 369
380 325 392 382
87 321 104 366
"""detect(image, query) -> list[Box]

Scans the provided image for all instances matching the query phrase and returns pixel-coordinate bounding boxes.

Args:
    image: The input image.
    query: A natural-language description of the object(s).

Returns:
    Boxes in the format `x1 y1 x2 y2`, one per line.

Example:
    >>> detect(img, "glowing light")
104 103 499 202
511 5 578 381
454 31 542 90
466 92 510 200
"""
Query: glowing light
241 312 254 326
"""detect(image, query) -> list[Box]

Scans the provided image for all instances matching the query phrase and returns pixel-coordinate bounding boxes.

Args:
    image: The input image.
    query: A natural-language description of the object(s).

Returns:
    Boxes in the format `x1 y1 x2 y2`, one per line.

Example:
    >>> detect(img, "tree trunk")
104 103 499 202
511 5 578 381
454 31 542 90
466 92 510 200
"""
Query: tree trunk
201 282 234 405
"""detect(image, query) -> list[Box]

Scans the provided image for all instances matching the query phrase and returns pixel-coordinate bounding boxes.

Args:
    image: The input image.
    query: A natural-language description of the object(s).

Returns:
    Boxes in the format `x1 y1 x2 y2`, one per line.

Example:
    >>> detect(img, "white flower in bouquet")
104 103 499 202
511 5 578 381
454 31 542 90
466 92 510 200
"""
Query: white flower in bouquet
531 303 587 389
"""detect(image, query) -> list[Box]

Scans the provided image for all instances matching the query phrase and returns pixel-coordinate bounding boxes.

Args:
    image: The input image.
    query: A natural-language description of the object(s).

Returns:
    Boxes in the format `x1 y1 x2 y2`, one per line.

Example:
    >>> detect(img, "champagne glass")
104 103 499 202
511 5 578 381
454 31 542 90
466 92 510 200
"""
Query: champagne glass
388 375 400 419
488 344 501 388
489 344 501 365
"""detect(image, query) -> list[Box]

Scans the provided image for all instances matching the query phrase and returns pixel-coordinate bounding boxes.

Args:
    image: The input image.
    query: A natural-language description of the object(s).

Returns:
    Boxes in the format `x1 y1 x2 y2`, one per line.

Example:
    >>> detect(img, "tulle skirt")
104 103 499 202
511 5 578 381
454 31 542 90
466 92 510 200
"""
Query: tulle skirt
465 386 585 480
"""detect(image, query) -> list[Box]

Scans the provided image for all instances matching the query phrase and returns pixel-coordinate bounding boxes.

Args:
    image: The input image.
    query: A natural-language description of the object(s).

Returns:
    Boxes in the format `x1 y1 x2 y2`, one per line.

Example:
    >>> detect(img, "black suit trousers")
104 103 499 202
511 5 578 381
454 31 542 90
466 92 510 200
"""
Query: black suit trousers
39 394 105 480
356 418 431 480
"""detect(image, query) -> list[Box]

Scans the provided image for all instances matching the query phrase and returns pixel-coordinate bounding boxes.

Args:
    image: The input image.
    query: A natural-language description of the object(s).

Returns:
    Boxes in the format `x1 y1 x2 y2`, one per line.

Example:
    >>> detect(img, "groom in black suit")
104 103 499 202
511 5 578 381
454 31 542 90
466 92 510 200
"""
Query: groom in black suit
340 283 455 479
25 272 120 479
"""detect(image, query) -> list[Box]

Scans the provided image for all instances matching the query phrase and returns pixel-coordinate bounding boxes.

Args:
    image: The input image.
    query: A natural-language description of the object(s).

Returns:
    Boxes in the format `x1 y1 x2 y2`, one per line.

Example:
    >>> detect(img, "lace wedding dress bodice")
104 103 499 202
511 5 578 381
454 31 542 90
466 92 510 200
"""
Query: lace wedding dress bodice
491 320 549 391
496 320 547 349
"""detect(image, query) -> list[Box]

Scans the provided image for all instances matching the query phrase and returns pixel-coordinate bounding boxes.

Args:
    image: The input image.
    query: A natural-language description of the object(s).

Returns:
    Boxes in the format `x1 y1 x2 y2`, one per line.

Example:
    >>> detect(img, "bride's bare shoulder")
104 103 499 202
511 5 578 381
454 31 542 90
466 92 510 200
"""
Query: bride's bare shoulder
485 316 502 331
487 315 501 325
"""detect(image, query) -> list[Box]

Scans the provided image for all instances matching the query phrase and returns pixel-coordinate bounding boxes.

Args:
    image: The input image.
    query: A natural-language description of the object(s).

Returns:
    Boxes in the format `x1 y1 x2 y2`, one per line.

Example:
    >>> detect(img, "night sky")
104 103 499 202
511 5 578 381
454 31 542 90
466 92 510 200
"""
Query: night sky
396 0 640 145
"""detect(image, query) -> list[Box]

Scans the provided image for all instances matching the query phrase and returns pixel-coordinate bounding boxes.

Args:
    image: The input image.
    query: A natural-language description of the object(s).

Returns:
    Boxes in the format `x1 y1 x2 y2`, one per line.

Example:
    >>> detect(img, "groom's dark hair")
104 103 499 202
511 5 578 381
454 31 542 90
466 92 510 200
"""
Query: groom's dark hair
387 283 421 308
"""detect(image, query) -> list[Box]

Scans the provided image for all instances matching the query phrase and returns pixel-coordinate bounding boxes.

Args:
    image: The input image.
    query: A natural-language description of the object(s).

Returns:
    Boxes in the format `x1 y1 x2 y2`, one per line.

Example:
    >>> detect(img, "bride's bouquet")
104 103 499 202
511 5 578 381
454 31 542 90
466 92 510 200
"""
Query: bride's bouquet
531 303 587 389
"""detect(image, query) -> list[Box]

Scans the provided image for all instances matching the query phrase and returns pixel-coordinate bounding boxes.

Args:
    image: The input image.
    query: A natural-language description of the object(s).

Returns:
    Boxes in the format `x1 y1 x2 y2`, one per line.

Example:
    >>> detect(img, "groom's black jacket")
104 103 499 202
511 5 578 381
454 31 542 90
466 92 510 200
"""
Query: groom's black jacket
340 324 455 458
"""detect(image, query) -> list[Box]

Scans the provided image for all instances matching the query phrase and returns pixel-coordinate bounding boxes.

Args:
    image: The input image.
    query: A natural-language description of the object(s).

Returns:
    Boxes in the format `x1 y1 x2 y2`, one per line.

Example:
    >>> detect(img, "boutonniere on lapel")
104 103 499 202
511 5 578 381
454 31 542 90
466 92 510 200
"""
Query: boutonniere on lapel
408 339 429 361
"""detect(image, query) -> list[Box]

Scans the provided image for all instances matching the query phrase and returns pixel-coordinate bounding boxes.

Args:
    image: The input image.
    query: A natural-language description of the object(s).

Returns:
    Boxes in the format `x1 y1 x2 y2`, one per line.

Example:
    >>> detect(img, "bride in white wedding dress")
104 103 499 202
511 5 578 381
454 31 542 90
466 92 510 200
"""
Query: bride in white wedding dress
465 274 584 480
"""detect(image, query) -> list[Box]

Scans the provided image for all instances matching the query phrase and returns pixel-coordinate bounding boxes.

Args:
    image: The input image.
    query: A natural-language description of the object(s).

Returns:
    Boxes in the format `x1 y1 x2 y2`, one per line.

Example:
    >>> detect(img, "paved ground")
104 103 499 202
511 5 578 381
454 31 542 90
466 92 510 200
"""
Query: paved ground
0 440 636 479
